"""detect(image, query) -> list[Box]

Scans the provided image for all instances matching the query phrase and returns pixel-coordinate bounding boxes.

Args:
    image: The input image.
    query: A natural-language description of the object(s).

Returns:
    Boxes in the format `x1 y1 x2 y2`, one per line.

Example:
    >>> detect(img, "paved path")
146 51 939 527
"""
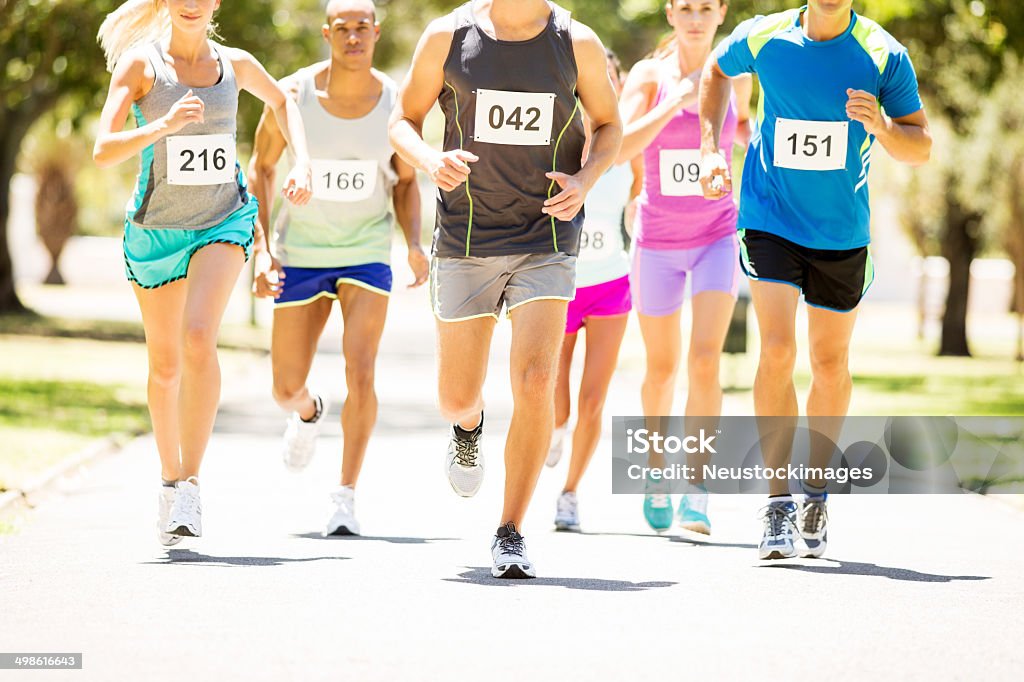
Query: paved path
3 267 1023 681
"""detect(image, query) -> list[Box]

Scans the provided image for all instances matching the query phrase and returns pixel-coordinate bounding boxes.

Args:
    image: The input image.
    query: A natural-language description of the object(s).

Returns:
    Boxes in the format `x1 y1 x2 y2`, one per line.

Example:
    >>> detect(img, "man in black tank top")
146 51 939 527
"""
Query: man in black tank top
390 0 622 579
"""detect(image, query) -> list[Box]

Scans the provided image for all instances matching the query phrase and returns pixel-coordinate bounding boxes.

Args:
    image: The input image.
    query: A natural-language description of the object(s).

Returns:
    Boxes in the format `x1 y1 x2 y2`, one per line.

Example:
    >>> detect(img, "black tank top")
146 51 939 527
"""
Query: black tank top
435 1 586 258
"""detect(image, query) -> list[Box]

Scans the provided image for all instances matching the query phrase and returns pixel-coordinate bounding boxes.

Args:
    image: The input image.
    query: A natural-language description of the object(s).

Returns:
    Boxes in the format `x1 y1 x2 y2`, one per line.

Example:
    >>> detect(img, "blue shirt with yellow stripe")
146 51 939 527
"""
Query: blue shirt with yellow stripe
714 6 923 250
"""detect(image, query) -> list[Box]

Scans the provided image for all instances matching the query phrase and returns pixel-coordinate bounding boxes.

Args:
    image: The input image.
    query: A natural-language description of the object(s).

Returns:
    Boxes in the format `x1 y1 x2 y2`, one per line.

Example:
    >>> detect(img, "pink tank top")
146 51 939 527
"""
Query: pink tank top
635 73 739 250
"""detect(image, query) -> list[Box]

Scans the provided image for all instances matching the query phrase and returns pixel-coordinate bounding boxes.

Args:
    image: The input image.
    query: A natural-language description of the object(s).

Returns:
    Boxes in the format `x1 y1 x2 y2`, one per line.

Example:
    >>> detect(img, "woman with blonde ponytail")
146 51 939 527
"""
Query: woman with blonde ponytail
93 0 313 546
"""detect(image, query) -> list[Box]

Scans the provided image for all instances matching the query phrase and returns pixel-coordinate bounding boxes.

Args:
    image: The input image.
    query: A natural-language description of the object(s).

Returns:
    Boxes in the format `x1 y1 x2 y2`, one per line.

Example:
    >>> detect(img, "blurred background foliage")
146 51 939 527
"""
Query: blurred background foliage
1 0 1023 355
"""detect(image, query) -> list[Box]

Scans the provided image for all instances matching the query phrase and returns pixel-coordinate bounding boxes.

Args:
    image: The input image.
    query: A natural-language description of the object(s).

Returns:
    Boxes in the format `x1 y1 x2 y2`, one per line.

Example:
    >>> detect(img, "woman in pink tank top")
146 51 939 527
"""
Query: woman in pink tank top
617 0 751 535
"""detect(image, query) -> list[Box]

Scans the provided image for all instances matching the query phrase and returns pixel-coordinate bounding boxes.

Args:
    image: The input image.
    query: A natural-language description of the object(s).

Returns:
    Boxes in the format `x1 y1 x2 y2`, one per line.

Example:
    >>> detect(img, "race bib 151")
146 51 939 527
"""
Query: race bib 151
773 118 848 171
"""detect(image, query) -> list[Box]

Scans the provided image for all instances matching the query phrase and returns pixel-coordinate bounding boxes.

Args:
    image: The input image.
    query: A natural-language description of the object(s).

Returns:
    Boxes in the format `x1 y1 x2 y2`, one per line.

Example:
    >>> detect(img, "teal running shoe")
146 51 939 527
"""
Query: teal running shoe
643 490 673 533
677 491 711 535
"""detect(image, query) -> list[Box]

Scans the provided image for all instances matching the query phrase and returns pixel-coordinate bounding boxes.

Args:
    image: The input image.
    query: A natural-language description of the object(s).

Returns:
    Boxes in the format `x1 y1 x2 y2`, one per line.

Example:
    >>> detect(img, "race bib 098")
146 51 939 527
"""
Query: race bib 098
473 89 556 146
310 160 378 202
166 134 236 185
773 118 848 171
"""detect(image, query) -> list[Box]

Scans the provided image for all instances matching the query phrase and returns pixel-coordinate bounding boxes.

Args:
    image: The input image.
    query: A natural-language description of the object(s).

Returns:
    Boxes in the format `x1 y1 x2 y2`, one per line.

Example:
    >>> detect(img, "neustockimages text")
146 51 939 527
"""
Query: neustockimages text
626 464 871 485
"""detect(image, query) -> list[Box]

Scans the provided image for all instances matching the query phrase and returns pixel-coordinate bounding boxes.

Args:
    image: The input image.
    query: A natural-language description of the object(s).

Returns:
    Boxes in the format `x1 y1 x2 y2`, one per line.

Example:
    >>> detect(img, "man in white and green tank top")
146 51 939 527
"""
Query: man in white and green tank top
249 0 428 537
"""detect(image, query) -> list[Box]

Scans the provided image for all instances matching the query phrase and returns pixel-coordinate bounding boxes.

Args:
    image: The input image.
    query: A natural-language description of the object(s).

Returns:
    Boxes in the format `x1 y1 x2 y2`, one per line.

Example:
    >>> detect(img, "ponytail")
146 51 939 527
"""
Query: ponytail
97 0 169 72
649 34 676 60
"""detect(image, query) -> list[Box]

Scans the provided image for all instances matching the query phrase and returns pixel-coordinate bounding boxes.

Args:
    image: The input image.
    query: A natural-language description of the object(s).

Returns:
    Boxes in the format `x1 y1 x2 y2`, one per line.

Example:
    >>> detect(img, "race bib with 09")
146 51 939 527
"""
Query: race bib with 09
310 160 378 202
659 149 708 197
473 89 556 146
166 134 236 185
773 118 849 171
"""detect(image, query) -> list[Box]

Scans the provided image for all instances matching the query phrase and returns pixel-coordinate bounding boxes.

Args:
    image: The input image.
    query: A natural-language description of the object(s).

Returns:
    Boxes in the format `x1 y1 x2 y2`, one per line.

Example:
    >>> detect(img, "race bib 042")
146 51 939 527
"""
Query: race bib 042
166 134 236 185
773 118 848 171
473 89 555 146
310 160 378 202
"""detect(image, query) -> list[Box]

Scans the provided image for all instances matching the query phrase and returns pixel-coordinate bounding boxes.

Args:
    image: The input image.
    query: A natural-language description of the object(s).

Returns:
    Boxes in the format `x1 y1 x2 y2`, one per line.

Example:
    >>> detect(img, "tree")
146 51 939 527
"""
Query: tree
0 0 322 314
963 54 1024 359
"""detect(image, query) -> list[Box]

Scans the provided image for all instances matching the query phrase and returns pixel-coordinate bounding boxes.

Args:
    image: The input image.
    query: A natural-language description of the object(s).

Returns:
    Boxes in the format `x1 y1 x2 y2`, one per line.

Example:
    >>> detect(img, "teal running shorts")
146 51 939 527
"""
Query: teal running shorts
123 199 257 289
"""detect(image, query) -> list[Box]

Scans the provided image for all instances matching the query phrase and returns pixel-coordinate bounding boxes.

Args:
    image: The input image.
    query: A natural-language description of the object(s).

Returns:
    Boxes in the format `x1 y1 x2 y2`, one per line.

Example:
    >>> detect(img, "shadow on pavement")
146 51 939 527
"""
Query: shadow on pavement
444 567 677 591
758 560 991 582
289 533 458 544
574 530 758 549
669 535 759 549
141 549 351 567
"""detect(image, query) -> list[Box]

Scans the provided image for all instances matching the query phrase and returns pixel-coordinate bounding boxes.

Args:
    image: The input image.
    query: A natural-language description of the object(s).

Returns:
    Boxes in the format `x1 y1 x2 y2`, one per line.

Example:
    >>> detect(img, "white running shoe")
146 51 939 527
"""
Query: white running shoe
166 477 202 537
446 418 484 498
157 486 182 546
554 491 580 532
677 490 712 535
799 496 829 558
758 499 798 560
282 395 329 473
546 424 567 467
491 522 536 579
322 486 361 537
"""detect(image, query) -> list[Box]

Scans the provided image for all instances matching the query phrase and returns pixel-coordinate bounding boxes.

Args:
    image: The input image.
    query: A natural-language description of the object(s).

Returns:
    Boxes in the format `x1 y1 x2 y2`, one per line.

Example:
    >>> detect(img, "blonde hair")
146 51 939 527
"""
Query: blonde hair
97 0 222 72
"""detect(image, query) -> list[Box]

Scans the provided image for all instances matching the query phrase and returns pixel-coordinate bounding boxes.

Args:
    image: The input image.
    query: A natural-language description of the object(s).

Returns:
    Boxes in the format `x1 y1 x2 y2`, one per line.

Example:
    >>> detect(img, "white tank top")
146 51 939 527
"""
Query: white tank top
575 162 631 288
273 66 398 268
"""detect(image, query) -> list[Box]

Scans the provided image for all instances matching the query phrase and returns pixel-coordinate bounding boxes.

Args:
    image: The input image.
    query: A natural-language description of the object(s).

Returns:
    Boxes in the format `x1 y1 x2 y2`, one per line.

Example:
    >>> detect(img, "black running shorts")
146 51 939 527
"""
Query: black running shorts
738 229 873 312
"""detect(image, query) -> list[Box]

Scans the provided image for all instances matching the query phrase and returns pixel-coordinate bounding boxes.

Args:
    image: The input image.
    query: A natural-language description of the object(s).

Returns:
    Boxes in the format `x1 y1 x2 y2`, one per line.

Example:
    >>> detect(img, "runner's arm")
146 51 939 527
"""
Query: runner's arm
248 86 292 255
391 154 428 287
847 96 931 166
732 74 753 150
617 59 699 164
93 52 190 167
570 23 622 191
388 18 455 173
698 60 733 157
232 49 312 203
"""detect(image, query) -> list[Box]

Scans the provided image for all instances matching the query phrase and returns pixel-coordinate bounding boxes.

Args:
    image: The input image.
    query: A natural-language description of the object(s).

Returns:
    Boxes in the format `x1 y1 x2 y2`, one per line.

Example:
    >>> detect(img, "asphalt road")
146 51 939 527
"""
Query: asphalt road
2 278 1022 681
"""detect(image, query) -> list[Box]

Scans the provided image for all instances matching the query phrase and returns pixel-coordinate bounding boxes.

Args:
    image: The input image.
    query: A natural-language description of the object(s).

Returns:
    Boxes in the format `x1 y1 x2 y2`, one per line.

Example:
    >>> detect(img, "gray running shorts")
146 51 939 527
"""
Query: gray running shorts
429 252 577 322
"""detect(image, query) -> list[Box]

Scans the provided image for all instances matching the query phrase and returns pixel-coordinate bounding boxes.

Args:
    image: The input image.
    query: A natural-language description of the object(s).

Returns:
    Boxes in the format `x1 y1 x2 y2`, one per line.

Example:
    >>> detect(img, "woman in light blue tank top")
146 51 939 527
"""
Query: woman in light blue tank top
94 0 313 546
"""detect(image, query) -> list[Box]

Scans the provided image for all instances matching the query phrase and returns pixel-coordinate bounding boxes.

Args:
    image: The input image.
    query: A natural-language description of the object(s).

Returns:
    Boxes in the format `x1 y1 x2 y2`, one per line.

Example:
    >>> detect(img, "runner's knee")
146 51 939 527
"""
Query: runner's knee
759 337 797 375
577 388 606 422
182 323 218 362
512 357 557 402
809 350 850 386
688 347 721 388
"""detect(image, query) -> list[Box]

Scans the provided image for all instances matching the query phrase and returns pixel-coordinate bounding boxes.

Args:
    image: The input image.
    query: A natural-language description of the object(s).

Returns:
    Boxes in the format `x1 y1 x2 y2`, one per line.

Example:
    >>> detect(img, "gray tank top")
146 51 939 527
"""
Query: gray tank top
126 42 249 230
273 66 397 268
436 1 586 258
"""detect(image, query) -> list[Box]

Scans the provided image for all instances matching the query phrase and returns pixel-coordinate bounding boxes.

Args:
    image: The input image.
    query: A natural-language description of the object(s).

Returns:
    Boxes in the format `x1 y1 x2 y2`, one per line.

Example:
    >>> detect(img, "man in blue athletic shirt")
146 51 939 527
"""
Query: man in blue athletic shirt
698 0 931 560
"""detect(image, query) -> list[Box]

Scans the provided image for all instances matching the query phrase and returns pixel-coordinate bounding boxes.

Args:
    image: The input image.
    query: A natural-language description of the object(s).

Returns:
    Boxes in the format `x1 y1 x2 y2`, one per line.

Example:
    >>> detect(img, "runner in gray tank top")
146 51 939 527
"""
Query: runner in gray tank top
249 0 428 537
94 0 312 546
390 0 622 579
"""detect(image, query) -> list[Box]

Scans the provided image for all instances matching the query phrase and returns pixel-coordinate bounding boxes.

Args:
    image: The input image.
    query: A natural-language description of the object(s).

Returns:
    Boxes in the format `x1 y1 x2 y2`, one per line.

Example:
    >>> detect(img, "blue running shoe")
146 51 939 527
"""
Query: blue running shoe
643 489 673 533
677 491 711 535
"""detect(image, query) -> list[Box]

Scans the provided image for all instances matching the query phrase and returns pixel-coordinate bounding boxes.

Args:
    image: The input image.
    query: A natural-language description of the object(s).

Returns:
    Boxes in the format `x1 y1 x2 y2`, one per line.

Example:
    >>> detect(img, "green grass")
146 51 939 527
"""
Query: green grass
0 322 263 493
0 310 269 351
